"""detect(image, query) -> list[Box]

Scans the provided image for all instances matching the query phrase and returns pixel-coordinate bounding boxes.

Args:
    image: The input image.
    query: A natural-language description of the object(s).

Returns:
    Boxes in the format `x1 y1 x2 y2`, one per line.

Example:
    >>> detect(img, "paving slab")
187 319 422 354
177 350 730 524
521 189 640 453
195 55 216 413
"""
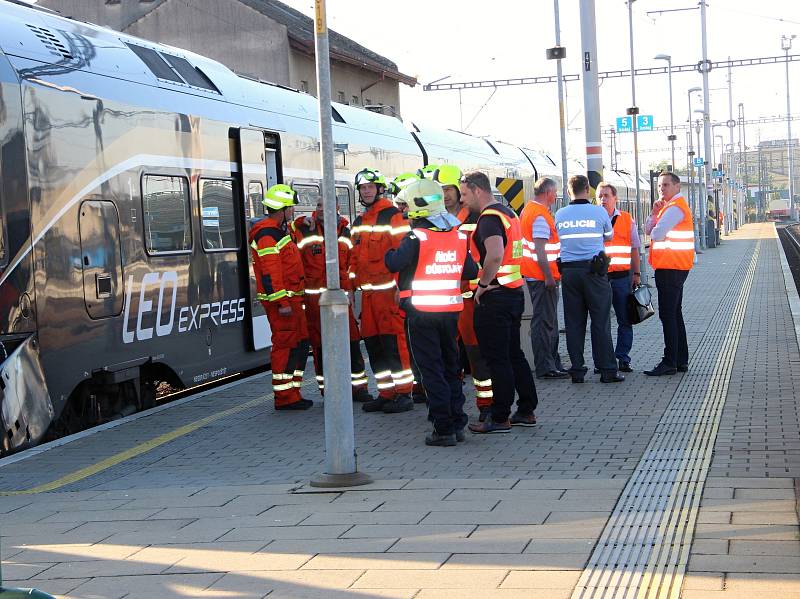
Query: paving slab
2 224 798 599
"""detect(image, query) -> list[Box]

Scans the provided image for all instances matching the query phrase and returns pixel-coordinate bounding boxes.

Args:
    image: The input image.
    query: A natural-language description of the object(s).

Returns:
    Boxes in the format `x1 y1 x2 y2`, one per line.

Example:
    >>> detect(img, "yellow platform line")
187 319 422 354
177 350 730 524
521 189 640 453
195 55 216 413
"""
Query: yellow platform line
0 394 271 496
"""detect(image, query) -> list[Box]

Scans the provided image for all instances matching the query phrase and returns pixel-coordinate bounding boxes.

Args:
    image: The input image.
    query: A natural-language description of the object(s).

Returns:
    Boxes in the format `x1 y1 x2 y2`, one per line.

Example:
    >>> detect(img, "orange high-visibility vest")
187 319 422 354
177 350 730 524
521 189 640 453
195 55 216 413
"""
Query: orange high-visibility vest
648 195 694 271
605 210 633 273
398 228 467 312
519 201 561 281
469 204 524 289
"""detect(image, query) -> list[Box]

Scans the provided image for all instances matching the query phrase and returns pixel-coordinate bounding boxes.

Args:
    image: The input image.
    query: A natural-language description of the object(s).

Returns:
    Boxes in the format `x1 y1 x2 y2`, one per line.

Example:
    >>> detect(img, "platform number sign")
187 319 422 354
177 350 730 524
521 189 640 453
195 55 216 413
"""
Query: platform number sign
694 158 704 167
616 115 654 132
616 116 632 132
636 115 654 131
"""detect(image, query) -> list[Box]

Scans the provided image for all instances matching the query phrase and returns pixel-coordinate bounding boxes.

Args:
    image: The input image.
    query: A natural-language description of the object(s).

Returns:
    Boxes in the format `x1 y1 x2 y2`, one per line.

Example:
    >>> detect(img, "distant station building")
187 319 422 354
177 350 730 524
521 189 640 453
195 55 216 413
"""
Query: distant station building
38 0 416 117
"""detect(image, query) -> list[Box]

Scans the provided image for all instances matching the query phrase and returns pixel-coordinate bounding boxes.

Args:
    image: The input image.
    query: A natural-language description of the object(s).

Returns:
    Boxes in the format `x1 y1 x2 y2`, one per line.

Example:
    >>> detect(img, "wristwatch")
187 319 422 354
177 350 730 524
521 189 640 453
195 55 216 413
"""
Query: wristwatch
633 272 641 276
477 282 489 289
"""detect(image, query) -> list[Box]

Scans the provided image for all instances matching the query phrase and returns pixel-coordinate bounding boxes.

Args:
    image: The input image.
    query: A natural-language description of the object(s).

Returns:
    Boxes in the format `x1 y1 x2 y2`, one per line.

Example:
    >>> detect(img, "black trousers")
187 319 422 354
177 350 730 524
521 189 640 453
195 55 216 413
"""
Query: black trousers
654 268 689 368
406 312 466 435
560 263 616 374
473 289 538 422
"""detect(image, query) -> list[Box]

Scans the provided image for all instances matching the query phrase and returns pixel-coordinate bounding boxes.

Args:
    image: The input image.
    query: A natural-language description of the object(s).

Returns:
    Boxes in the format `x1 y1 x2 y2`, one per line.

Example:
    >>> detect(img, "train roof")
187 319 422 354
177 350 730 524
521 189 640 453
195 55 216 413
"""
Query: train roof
0 0 420 157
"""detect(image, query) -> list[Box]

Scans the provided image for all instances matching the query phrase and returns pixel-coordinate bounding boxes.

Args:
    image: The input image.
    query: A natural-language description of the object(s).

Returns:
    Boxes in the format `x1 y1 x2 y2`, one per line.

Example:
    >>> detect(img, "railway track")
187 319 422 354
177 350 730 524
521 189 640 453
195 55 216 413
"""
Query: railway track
777 223 800 293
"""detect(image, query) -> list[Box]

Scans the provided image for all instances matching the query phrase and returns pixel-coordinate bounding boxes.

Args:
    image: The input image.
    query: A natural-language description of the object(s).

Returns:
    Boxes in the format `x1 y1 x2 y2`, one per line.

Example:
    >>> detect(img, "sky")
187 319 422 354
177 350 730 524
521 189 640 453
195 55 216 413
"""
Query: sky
280 0 800 172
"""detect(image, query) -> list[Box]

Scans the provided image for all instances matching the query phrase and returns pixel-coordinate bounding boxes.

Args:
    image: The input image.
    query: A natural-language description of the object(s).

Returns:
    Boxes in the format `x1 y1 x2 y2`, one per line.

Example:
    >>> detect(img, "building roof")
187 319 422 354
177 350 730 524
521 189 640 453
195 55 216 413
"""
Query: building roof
238 0 416 87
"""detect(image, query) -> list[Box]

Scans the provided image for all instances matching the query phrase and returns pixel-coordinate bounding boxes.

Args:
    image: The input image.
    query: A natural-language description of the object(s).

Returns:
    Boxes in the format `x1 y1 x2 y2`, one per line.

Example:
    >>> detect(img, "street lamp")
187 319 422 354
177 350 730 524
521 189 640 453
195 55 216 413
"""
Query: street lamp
627 0 647 279
782 34 796 219
694 111 707 248
655 54 676 169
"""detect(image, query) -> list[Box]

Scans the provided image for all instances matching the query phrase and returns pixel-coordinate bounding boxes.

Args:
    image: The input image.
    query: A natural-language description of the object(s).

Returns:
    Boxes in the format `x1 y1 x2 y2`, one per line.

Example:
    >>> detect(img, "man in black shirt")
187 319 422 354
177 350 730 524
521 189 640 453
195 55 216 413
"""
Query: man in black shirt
459 171 538 434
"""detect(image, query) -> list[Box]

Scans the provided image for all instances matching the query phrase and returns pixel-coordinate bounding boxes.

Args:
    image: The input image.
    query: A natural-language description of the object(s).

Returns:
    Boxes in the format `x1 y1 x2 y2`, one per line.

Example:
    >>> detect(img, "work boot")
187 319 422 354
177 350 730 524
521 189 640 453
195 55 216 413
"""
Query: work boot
510 411 537 427
276 398 313 411
425 431 457 446
468 417 512 434
478 406 491 422
352 387 373 403
362 397 390 412
383 393 414 413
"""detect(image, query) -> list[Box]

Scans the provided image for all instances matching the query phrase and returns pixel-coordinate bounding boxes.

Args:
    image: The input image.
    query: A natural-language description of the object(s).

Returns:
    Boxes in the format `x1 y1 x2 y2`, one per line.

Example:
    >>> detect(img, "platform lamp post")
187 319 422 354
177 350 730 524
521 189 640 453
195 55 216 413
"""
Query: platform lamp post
655 54 677 169
694 114 707 249
626 0 647 280
310 0 371 488
688 86 702 250
782 34 796 220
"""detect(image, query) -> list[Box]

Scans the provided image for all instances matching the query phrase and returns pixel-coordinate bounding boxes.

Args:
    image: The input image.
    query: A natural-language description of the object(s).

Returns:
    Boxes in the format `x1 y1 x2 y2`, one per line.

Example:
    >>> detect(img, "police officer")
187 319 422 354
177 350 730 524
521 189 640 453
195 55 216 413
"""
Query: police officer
249 184 312 410
554 175 624 384
460 171 539 434
385 179 478 446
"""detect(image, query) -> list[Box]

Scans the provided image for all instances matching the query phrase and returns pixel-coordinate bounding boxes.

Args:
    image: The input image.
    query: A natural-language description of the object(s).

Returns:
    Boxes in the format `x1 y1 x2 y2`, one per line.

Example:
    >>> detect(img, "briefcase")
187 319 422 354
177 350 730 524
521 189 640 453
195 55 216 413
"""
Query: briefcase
627 284 655 325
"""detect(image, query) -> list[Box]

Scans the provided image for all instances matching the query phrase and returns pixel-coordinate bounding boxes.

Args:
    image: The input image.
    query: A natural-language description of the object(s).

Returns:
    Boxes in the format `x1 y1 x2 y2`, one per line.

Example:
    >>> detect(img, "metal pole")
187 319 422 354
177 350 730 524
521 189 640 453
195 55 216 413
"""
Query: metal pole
696 121 707 249
310 0 371 488
627 0 646 280
740 103 750 220
579 0 603 199
700 0 715 246
727 59 736 232
668 59 675 169
784 44 792 217
688 88 701 251
554 0 569 205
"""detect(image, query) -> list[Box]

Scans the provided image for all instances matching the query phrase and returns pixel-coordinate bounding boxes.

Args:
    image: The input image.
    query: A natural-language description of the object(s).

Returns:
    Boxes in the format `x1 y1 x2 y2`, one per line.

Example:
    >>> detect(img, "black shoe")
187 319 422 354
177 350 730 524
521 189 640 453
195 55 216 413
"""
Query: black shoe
352 388 374 403
468 418 512 434
593 367 601 374
478 407 491 422
412 392 428 404
425 431 457 446
362 397 390 412
539 370 569 379
618 361 633 373
383 393 414 413
644 363 677 376
510 411 537 427
600 372 625 383
276 398 313 411
677 364 689 372
571 374 585 384
455 428 465 442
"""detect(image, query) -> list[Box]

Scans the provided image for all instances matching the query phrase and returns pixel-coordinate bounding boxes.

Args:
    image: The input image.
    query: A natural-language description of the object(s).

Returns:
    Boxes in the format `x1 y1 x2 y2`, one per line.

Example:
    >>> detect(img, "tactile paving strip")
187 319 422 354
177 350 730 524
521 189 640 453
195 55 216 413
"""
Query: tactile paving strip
571 240 761 599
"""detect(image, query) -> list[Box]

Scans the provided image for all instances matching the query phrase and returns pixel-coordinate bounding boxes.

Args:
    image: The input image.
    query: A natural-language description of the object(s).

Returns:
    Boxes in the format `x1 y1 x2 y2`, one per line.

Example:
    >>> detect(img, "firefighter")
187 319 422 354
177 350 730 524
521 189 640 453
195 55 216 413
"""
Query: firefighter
249 184 312 410
389 172 428 404
292 200 372 402
435 165 494 421
385 178 479 446
351 168 414 413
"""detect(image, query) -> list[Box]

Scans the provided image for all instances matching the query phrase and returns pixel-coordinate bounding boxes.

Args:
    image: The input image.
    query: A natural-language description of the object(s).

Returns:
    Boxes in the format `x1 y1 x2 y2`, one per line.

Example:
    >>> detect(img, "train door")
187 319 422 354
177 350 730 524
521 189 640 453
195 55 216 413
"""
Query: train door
78 199 124 318
236 128 280 351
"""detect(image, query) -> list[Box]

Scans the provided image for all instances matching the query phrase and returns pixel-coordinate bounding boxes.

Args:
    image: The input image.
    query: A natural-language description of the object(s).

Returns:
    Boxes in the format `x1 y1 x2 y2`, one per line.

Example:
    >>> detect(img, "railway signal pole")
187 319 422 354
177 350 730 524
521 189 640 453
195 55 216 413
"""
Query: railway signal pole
310 0 371 488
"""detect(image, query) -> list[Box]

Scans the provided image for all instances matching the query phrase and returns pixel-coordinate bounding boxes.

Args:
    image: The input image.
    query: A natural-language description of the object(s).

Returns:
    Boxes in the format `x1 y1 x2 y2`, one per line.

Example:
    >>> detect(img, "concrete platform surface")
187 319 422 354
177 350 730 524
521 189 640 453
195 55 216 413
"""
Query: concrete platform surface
0 223 798 599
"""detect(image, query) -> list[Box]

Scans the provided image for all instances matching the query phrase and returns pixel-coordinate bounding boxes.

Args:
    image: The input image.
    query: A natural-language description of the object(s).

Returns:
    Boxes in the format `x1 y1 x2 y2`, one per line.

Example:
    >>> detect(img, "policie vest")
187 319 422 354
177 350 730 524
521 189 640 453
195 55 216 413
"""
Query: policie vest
605 210 633 273
398 228 467 312
469 203 524 289
649 196 694 271
519 201 561 281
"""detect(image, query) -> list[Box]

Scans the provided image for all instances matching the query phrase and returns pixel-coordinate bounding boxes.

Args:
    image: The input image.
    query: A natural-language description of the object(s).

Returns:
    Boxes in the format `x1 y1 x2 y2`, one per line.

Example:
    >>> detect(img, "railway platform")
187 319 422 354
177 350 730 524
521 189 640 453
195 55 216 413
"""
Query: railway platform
0 222 798 599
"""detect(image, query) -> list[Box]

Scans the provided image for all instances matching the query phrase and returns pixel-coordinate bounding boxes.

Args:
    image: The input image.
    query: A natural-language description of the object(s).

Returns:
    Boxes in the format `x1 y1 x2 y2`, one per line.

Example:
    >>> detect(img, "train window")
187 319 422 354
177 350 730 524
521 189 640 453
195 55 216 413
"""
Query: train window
126 43 183 83
161 54 220 93
294 184 321 210
336 186 351 220
248 181 265 217
199 179 239 251
142 175 192 254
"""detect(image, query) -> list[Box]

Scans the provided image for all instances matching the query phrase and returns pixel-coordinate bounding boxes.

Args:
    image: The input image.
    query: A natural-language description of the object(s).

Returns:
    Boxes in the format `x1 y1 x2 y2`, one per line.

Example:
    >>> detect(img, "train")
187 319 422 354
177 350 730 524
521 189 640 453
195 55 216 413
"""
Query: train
0 0 652 454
